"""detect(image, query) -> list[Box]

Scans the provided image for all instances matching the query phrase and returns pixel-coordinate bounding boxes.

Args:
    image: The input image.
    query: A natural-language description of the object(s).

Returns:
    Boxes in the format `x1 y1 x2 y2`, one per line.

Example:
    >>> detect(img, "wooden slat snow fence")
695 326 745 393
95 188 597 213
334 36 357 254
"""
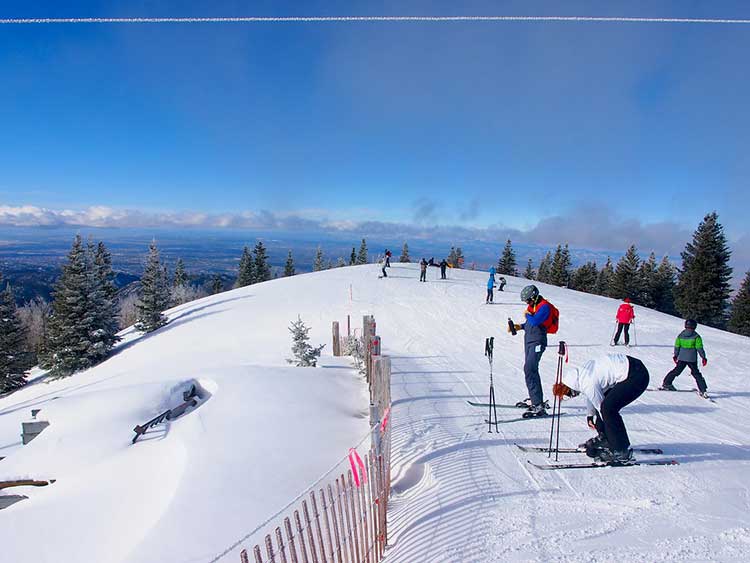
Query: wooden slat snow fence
240 316 392 563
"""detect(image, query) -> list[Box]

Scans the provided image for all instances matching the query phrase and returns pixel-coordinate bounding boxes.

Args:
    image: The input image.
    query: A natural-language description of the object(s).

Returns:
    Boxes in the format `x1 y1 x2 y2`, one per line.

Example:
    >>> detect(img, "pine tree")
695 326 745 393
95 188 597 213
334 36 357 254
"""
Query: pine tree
455 247 465 268
253 241 271 282
211 274 224 294
674 212 733 328
356 239 368 265
287 316 325 367
235 246 254 288
595 257 615 296
549 244 572 286
313 246 325 272
728 271 750 337
497 239 518 276
91 240 120 352
399 242 411 263
638 252 658 308
350 247 357 265
284 250 295 276
652 256 677 315
448 247 458 268
173 258 188 288
610 245 642 301
0 280 28 392
336 257 346 267
570 262 599 294
537 252 552 284
523 258 536 280
136 241 170 333
45 235 114 375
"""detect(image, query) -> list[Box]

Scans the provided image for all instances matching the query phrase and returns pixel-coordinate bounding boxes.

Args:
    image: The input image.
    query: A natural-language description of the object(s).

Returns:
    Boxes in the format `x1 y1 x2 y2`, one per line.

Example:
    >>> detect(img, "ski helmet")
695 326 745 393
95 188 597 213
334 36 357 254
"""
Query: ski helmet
685 319 697 330
521 285 539 303
623 297 631 303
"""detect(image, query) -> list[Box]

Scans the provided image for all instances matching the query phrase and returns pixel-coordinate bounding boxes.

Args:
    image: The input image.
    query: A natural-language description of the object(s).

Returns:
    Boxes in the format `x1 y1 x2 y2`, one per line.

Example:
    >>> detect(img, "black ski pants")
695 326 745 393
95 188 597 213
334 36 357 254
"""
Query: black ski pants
381 266 387 278
524 343 546 407
664 361 707 393
486 288 493 303
614 322 630 345
593 357 649 452
440 267 446 279
420 270 427 282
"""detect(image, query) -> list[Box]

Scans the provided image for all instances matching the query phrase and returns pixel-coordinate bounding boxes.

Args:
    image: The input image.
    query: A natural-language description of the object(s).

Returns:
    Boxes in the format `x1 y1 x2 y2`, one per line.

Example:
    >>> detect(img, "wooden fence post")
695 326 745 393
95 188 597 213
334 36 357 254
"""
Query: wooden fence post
332 322 341 357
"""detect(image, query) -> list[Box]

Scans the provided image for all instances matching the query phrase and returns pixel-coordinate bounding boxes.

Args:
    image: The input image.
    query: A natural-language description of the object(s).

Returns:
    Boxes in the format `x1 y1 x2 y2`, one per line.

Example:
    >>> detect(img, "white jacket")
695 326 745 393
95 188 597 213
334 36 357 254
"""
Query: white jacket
562 354 630 416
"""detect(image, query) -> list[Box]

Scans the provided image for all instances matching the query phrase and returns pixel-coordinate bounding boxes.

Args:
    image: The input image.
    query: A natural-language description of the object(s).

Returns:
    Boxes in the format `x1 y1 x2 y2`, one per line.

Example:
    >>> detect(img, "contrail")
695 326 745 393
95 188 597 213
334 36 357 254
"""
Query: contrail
1 15 750 25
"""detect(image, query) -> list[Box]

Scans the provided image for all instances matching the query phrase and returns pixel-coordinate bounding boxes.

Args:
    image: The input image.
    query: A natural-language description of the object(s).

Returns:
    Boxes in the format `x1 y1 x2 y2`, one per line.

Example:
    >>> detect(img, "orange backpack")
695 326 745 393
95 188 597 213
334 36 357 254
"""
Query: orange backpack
530 298 560 334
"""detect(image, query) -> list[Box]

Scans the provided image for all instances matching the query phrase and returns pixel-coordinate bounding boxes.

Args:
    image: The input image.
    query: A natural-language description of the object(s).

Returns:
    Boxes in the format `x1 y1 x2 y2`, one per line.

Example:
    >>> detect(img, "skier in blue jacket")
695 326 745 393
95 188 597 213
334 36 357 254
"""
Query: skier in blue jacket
486 272 495 303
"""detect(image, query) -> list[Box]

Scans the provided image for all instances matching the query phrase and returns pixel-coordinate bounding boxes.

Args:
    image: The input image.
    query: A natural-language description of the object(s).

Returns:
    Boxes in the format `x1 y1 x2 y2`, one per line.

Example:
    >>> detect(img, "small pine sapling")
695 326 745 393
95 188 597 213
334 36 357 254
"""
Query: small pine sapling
287 316 325 367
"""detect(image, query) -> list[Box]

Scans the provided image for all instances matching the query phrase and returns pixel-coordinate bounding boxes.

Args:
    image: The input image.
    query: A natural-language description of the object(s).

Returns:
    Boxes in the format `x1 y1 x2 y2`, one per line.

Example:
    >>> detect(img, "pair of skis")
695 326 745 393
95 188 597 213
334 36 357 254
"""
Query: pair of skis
516 444 679 470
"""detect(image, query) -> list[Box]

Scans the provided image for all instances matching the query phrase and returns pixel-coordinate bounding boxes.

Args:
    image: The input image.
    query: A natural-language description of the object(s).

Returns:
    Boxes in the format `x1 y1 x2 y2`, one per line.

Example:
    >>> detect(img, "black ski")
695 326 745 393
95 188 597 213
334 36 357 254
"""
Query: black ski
516 444 663 455
528 459 678 470
468 400 523 409
647 388 716 403
485 413 567 425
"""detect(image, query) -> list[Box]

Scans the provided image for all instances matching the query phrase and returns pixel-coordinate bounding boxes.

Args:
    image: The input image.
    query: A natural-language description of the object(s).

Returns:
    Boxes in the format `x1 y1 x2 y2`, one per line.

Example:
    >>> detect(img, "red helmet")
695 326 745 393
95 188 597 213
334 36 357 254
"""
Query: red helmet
623 297 631 303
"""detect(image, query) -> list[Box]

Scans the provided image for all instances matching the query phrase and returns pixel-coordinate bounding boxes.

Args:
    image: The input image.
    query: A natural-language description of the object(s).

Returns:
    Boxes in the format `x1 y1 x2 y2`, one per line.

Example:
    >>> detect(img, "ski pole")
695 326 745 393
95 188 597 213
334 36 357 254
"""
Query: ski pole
632 319 637 346
548 341 566 460
485 337 498 433
610 321 618 346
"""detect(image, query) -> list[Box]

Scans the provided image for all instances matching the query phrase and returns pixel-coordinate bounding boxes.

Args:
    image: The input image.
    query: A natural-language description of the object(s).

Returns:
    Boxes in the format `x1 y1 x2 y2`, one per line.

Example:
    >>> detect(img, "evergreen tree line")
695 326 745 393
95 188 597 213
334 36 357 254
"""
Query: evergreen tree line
500 212 749 334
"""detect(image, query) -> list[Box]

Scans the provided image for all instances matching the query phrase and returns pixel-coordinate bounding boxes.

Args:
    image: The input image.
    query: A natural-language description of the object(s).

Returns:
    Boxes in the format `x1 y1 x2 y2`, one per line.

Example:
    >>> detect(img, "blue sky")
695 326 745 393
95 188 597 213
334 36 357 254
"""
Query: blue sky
0 1 748 265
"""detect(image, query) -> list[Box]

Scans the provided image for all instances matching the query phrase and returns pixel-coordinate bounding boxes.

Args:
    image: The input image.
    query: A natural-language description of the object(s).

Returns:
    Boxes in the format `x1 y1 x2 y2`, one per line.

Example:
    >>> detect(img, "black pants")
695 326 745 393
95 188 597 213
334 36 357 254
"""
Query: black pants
441 268 446 279
486 288 493 303
664 361 707 393
593 357 649 452
381 266 387 277
420 270 426 282
613 323 630 345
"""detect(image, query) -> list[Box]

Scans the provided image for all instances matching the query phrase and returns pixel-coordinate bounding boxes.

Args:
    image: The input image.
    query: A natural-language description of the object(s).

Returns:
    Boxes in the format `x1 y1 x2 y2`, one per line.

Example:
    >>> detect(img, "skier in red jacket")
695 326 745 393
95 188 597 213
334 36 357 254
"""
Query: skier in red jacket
613 298 635 346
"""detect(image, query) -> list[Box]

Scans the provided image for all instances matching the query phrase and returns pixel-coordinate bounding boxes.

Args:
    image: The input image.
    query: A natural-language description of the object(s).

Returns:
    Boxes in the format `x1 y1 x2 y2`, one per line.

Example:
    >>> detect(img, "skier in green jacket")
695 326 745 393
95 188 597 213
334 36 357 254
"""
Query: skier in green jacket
660 319 709 397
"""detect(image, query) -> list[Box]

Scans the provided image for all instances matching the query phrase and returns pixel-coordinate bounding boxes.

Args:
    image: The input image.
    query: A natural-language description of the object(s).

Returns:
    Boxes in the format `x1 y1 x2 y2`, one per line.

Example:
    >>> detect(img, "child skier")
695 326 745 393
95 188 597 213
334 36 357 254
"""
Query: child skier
553 353 650 465
508 285 559 418
613 297 635 346
660 319 709 397
497 276 507 292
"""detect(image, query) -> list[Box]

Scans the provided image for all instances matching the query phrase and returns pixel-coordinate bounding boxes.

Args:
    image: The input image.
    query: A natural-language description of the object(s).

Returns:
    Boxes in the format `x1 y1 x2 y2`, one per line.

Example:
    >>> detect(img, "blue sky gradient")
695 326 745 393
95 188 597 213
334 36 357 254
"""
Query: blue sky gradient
0 1 748 267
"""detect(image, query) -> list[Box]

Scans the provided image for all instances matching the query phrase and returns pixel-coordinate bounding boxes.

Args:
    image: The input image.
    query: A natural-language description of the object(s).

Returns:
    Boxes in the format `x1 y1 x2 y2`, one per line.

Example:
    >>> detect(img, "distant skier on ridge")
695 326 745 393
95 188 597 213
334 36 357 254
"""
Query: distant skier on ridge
419 258 428 282
439 258 448 279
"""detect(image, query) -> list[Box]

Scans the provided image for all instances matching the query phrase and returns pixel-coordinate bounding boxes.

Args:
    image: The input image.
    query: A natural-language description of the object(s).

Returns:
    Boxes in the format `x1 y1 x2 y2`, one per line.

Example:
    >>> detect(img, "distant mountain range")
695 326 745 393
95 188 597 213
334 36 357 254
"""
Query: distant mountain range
0 226 632 303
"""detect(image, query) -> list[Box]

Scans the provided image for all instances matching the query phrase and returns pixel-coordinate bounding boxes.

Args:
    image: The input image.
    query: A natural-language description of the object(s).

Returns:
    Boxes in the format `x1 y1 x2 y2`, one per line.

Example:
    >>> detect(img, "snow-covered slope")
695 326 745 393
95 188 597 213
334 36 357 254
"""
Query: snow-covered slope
2 263 749 562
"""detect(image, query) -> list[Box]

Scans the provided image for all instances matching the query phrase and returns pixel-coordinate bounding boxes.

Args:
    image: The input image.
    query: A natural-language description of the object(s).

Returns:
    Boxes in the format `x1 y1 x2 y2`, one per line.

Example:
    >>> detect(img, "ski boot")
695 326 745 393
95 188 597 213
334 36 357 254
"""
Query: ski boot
516 398 551 409
698 390 710 399
595 448 635 466
659 383 677 391
580 434 610 458
522 404 548 419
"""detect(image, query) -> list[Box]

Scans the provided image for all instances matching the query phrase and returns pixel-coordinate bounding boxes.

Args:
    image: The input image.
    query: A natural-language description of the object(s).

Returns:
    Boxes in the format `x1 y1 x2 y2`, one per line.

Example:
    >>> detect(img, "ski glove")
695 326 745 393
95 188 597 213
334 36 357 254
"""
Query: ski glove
507 323 521 334
702 358 708 367
586 416 597 431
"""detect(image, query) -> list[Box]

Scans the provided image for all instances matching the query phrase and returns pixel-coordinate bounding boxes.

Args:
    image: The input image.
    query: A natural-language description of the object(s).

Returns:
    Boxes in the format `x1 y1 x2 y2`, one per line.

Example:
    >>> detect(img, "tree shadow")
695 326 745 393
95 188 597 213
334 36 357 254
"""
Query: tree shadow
627 404 715 415
654 442 750 463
